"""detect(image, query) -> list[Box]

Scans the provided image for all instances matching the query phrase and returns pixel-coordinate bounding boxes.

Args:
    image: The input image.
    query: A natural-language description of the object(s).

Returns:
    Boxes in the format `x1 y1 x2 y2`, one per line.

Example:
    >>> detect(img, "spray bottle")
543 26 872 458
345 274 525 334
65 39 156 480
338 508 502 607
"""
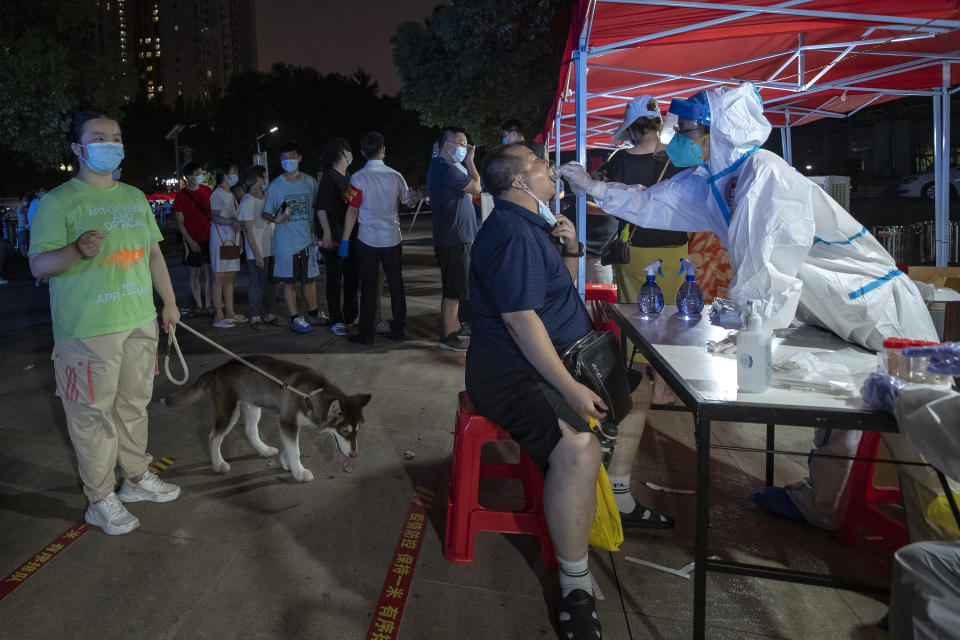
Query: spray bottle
637 259 665 315
676 258 704 316
737 300 772 393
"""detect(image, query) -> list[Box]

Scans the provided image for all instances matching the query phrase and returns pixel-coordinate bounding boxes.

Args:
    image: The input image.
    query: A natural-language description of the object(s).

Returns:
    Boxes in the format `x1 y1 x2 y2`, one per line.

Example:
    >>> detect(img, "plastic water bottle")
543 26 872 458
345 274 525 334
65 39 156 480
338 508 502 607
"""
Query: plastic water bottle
637 259 665 315
676 258 704 316
737 300 772 393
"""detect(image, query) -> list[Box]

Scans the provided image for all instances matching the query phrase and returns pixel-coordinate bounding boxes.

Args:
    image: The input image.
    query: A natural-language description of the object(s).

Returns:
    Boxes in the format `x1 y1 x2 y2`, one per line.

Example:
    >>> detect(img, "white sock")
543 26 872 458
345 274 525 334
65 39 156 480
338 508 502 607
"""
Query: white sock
558 554 592 597
609 473 637 513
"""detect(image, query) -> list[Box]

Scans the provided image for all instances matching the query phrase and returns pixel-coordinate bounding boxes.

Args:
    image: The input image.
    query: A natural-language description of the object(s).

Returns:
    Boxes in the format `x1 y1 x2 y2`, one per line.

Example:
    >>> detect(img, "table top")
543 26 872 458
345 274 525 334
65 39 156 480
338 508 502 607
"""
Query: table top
609 303 898 430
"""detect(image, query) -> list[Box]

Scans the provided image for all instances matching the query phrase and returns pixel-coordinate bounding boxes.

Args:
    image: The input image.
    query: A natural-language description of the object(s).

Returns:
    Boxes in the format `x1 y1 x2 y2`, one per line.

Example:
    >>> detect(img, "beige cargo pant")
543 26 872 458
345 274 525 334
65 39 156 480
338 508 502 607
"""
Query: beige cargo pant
52 320 158 503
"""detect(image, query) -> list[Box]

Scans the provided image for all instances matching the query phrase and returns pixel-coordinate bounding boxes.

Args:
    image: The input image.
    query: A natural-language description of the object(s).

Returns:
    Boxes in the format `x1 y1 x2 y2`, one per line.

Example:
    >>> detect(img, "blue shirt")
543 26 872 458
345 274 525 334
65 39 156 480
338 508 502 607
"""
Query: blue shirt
263 172 318 257
426 158 477 247
467 199 593 376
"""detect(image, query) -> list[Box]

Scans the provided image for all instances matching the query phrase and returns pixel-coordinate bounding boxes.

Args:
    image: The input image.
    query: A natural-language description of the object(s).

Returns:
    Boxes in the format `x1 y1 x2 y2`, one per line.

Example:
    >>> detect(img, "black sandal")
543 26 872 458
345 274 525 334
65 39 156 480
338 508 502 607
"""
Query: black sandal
557 589 602 640
619 503 675 530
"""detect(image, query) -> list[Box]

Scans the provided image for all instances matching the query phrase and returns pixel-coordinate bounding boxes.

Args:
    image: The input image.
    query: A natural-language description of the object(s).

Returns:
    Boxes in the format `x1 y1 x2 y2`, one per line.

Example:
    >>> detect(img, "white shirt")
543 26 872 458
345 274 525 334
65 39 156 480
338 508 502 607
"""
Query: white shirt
237 193 272 259
345 159 412 248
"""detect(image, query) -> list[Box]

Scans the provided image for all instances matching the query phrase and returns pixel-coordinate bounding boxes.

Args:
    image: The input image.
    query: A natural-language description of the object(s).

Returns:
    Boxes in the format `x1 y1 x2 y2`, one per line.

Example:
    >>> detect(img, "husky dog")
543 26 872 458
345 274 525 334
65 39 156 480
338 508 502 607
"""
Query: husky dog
163 355 372 481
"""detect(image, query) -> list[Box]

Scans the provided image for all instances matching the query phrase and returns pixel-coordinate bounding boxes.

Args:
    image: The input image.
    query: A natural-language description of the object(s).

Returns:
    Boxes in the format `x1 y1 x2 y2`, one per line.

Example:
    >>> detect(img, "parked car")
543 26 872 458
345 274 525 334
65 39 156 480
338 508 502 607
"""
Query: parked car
898 166 960 200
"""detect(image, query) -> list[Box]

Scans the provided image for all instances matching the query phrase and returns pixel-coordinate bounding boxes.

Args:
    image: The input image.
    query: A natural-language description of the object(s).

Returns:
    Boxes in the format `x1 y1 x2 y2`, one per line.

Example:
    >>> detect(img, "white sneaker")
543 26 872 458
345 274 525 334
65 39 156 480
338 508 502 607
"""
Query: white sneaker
331 322 348 336
117 469 181 503
85 493 140 535
375 320 391 334
212 319 235 328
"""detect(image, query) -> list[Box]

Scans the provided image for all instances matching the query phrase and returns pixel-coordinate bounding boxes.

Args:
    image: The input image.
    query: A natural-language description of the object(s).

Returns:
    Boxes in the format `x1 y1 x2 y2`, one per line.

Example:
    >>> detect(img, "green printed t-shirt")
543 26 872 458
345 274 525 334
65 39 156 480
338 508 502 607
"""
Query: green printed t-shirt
30 178 163 340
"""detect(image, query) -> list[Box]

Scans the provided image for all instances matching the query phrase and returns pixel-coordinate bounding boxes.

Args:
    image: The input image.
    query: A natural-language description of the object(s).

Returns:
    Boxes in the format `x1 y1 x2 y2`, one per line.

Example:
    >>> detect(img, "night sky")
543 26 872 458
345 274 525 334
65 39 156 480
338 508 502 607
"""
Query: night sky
255 0 440 96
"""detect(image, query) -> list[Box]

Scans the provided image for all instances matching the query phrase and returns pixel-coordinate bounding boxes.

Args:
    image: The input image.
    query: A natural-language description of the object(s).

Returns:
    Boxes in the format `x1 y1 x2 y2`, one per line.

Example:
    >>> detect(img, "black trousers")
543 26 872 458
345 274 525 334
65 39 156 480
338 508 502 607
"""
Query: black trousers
356 241 405 339
321 244 359 325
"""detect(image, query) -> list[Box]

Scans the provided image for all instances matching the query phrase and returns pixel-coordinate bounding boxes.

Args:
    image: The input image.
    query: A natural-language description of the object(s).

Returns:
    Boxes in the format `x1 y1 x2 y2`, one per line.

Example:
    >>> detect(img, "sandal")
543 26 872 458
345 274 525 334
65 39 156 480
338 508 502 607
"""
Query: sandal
619 503 675 530
263 314 281 326
557 589 602 640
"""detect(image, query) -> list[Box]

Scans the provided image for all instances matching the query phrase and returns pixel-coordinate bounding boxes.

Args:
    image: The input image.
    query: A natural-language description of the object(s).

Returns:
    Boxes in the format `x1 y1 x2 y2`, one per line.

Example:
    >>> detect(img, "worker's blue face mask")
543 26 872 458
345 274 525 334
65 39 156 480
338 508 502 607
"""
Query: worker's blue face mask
665 132 707 168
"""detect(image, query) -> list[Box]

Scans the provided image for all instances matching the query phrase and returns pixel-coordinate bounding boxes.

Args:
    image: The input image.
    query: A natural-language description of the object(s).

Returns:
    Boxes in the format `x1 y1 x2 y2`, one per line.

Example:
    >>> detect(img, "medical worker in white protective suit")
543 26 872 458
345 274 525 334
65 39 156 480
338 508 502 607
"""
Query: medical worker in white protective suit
861 344 960 640
560 82 939 530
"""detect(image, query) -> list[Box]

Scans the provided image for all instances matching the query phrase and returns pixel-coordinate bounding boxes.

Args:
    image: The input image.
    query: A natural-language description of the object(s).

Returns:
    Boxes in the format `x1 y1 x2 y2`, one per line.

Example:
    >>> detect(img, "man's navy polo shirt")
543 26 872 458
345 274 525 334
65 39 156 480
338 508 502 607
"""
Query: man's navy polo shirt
427 158 477 247
467 198 592 376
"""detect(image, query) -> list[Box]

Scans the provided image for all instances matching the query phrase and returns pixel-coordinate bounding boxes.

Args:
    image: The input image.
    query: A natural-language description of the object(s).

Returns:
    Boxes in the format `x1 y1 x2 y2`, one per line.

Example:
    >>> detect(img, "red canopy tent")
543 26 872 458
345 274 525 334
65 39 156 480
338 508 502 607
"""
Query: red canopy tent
542 1 960 271
145 192 175 201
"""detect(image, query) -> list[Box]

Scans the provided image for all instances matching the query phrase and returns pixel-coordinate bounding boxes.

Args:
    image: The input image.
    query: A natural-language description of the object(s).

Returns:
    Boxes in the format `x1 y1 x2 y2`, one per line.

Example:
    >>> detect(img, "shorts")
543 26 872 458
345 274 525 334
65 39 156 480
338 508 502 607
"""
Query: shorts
274 246 319 284
434 242 470 300
183 240 211 267
465 365 591 473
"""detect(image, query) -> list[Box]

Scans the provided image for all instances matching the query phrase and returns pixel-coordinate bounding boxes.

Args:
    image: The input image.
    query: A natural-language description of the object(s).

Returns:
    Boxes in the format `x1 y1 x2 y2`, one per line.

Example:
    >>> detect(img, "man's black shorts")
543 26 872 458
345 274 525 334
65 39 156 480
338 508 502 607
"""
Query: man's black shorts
183 240 211 267
434 242 470 300
465 366 592 473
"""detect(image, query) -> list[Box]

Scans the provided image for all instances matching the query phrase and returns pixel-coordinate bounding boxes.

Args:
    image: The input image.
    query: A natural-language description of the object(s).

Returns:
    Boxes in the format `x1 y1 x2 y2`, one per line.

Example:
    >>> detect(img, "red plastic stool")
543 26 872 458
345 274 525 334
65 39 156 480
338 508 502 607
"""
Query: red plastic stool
836 431 910 549
585 282 619 339
444 391 558 570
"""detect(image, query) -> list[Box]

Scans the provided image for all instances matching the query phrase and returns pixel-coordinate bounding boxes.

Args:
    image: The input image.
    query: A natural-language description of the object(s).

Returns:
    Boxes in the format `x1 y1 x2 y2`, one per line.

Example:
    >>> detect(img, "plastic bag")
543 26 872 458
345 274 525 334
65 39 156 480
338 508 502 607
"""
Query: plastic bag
589 418 623 551
926 493 960 536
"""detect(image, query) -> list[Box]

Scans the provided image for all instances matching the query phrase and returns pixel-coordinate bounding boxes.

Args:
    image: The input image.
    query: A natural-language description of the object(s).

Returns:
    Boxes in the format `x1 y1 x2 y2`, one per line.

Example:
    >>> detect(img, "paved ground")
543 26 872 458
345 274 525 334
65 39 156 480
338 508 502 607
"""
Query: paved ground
0 216 897 639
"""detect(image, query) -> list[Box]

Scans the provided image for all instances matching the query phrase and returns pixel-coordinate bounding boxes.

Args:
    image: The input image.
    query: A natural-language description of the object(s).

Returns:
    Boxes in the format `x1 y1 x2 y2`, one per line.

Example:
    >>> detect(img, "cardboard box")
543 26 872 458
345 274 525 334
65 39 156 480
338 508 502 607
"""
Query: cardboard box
908 266 960 294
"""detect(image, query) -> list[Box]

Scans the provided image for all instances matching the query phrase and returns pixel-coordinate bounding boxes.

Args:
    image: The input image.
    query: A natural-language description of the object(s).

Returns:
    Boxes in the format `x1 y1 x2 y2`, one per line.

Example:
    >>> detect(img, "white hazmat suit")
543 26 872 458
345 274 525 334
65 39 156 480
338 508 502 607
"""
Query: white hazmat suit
561 82 938 529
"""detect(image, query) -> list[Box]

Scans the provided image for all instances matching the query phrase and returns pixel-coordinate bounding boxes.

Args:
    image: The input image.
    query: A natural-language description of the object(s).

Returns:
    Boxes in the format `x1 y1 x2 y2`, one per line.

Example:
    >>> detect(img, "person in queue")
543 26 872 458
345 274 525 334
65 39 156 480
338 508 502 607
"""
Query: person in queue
559 83 938 531
29 109 181 535
173 162 214 316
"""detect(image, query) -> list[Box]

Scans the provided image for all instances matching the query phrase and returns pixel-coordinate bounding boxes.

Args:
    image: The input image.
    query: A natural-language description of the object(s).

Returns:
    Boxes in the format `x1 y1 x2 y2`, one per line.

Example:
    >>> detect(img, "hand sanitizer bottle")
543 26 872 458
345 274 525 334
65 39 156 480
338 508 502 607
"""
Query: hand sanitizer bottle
676 258 704 316
637 259 665 315
737 300 772 392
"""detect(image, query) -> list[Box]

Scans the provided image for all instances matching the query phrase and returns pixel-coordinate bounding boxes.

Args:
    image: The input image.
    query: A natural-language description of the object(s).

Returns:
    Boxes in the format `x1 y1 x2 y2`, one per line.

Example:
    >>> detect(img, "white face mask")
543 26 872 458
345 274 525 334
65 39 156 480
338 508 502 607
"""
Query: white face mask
281 158 299 174
192 173 204 186
227 174 238 187
516 180 557 226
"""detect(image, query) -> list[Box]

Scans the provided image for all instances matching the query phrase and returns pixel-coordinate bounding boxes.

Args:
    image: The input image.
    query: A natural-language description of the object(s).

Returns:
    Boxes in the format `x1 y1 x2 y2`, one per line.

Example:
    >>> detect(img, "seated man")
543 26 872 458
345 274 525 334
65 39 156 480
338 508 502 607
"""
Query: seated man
467 144 669 639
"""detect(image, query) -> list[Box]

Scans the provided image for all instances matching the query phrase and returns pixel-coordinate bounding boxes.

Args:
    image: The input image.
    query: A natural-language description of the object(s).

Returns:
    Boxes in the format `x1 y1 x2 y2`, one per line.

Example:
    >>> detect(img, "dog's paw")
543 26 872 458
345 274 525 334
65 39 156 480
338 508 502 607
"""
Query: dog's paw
278 451 290 471
212 460 231 474
292 468 314 482
259 446 279 457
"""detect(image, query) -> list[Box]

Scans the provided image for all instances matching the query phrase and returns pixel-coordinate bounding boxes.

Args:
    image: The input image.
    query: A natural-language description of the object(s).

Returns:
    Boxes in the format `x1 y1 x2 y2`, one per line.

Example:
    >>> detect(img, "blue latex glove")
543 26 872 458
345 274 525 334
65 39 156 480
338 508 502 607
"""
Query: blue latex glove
860 373 906 413
337 240 350 258
901 342 960 375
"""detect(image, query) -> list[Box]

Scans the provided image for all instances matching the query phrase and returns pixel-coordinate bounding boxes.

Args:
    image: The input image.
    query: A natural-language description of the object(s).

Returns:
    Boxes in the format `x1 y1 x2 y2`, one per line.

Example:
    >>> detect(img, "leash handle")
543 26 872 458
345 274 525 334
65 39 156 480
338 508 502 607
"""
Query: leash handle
164 324 189 385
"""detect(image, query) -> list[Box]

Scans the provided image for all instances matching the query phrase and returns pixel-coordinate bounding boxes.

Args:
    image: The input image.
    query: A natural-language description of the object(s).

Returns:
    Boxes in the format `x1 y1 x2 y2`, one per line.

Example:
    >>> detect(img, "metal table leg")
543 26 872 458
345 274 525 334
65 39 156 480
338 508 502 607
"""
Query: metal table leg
765 424 775 487
693 415 710 639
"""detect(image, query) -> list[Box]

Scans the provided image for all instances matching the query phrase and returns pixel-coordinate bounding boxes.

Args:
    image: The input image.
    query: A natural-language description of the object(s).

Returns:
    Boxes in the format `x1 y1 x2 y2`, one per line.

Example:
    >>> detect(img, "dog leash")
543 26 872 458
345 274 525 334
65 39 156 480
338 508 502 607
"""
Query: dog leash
164 320 323 399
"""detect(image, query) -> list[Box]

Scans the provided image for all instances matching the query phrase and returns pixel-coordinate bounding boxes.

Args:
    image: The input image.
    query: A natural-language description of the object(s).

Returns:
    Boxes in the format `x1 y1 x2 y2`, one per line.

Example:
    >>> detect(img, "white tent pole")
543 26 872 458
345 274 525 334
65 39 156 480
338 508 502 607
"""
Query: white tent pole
575 40 588 297
936 62 951 267
781 110 793 166
555 109 562 215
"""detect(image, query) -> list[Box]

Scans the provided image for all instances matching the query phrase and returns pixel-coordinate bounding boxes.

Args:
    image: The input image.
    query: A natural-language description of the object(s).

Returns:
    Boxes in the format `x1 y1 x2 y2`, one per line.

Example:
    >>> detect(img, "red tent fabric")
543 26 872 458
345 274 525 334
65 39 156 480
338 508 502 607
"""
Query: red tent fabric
145 192 175 201
542 0 960 150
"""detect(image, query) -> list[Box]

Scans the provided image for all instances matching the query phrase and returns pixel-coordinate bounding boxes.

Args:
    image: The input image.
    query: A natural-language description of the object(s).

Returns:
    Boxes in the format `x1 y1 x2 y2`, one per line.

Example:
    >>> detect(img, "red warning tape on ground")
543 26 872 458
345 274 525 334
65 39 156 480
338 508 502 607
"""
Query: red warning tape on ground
365 488 434 640
0 457 176 601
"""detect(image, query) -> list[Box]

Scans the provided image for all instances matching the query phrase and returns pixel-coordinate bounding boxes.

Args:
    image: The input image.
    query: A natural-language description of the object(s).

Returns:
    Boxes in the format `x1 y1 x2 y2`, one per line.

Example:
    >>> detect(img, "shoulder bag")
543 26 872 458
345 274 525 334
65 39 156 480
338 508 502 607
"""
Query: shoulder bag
600 223 639 266
213 192 242 261
559 330 633 424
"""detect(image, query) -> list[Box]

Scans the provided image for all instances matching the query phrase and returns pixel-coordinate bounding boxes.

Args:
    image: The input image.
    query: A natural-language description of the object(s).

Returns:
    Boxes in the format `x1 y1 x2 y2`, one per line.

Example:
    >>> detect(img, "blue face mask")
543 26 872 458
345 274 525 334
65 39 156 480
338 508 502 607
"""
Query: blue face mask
80 142 125 174
227 174 238 187
665 133 707 168
451 146 467 164
517 183 557 226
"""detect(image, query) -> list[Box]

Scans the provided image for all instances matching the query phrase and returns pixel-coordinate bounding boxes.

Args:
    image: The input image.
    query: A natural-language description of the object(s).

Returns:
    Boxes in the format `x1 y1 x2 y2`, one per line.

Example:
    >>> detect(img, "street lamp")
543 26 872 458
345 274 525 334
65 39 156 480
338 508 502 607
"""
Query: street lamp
255 126 279 182
256 125 279 155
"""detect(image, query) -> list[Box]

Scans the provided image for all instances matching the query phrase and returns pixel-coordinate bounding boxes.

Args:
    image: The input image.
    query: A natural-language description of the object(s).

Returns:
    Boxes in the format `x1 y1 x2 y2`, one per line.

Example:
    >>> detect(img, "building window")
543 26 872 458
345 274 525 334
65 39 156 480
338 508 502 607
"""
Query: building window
146 65 153 71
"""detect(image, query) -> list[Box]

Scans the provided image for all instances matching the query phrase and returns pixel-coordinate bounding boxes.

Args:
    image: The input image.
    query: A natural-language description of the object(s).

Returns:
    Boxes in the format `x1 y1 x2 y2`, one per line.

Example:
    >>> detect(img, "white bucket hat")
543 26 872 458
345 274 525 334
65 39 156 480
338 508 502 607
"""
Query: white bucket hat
610 95 662 142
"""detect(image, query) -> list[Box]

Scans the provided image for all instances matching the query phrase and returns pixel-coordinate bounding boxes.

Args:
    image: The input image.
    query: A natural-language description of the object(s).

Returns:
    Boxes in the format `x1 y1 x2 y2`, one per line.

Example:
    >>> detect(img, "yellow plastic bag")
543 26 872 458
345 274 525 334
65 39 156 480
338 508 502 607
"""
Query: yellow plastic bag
926 493 960 536
589 418 624 551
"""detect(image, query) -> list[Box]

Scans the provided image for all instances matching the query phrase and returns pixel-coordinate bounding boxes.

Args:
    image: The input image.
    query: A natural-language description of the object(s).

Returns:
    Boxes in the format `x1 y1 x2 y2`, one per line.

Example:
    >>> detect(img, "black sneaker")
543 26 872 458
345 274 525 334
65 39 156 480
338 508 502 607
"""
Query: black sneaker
348 334 374 346
437 332 469 352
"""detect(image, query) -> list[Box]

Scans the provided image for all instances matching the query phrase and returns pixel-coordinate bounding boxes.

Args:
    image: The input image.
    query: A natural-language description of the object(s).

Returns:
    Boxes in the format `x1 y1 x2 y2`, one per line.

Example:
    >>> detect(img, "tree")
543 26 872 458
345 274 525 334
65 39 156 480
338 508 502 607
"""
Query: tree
392 0 573 145
0 0 134 169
